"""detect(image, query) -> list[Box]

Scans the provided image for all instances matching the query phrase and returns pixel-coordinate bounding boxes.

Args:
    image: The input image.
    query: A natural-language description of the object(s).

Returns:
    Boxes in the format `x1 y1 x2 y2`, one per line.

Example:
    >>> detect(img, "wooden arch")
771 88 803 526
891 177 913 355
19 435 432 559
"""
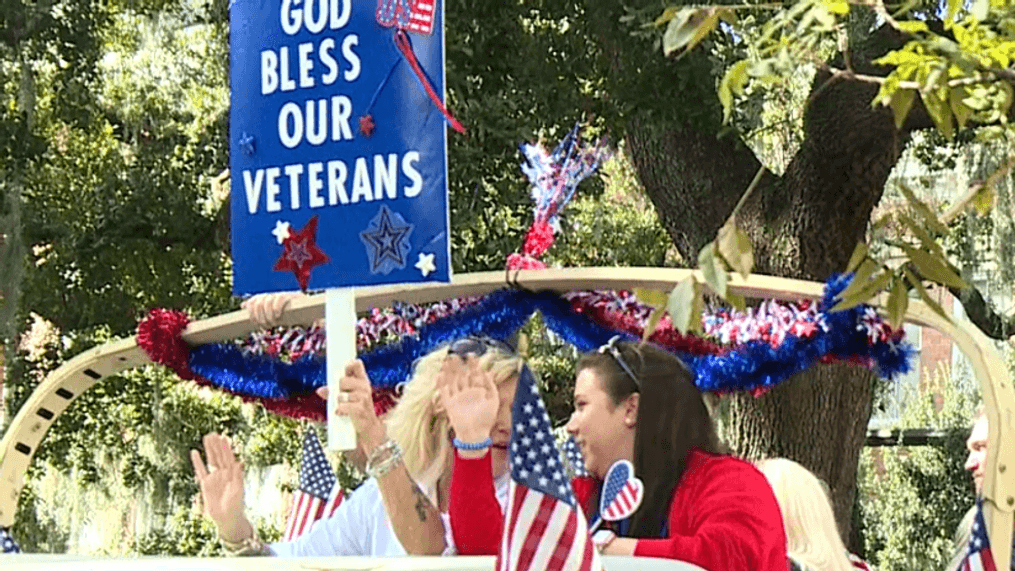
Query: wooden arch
2 267 1012 567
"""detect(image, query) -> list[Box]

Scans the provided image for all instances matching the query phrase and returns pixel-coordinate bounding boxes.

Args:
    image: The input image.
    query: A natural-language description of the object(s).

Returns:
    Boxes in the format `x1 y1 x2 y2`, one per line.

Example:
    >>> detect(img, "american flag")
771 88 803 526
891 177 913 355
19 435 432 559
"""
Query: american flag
848 553 873 570
958 501 998 571
375 0 435 35
563 436 589 478
497 367 603 571
282 430 345 541
407 0 435 35
1 526 20 554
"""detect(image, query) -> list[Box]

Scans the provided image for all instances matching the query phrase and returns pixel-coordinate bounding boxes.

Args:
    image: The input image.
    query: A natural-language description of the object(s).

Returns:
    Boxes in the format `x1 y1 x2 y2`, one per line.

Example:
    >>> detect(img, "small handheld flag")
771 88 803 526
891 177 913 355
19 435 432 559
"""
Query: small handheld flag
563 436 589 478
496 366 603 571
957 499 997 571
282 430 345 541
589 459 644 533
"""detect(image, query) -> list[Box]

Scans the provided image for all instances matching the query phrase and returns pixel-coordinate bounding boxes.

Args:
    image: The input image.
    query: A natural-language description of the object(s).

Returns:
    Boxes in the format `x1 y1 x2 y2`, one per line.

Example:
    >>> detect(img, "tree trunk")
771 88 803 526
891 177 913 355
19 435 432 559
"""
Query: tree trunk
599 8 906 548
726 364 876 544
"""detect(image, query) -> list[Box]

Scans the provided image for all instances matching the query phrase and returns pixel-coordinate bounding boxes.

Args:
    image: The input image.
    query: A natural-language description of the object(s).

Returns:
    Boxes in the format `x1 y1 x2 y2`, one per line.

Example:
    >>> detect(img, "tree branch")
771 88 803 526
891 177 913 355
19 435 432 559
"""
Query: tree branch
951 285 1015 340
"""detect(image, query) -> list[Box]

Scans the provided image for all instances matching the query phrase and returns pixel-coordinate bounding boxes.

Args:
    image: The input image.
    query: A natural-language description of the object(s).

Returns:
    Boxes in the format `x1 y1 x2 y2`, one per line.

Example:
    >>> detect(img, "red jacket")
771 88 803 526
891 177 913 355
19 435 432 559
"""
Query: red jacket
450 448 788 571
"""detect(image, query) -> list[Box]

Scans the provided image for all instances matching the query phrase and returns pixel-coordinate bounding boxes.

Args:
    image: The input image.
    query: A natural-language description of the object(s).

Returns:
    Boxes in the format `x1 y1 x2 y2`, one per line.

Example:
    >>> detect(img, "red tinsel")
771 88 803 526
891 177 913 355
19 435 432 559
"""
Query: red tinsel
137 308 399 421
522 220 555 257
568 297 722 356
506 253 547 270
137 309 200 382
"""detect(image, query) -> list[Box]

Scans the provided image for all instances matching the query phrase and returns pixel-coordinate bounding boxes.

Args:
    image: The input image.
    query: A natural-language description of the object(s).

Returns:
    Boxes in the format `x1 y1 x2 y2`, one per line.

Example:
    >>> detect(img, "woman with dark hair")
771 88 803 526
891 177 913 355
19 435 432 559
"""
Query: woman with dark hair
447 337 788 571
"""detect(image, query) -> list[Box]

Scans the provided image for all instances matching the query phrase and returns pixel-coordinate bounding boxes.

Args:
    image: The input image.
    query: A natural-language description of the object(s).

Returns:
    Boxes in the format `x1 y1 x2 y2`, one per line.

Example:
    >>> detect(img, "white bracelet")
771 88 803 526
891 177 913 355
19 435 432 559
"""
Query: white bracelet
366 439 403 479
221 529 271 557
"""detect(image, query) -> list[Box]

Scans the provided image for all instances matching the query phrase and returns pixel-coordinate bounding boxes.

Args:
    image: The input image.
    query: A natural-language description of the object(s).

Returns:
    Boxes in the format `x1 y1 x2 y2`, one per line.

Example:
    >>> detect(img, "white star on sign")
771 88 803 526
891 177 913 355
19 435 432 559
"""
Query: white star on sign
415 252 437 277
272 220 291 244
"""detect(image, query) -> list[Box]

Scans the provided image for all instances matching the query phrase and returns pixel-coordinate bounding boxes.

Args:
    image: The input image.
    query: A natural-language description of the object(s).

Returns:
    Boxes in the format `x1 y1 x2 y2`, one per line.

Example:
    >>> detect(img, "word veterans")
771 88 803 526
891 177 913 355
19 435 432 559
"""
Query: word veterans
242 151 423 215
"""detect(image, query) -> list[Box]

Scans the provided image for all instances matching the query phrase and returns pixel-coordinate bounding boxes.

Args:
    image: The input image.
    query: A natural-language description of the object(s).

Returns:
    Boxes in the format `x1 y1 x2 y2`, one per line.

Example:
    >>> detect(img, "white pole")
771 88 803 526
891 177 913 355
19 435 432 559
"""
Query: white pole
326 287 358 451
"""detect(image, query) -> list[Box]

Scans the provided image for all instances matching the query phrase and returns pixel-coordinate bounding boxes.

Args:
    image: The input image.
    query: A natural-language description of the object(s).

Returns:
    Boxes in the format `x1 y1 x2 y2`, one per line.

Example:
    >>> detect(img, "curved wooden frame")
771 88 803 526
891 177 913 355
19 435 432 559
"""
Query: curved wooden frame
2 267 1012 567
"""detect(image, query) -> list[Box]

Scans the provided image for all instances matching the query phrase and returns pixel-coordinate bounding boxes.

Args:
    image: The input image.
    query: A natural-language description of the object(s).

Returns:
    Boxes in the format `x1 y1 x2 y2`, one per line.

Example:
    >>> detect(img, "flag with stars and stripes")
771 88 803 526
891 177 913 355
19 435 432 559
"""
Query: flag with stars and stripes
497 366 602 571
563 436 589 478
282 429 345 541
958 500 997 571
1 526 20 553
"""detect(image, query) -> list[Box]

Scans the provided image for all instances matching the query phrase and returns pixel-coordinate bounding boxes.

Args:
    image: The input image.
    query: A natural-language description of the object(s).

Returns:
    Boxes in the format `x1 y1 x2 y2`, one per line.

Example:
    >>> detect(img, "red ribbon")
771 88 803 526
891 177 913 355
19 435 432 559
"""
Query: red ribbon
394 30 466 134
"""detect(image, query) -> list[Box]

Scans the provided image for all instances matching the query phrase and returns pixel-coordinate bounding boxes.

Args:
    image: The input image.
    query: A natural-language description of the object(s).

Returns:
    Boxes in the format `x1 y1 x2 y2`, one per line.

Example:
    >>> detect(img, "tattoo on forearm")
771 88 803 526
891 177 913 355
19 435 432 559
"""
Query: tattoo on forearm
411 483 431 522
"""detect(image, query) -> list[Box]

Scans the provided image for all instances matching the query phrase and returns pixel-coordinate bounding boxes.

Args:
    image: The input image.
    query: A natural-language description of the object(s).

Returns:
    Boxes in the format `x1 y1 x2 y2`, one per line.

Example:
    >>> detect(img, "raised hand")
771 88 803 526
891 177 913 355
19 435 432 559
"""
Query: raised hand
324 360 387 456
190 433 253 542
437 356 499 447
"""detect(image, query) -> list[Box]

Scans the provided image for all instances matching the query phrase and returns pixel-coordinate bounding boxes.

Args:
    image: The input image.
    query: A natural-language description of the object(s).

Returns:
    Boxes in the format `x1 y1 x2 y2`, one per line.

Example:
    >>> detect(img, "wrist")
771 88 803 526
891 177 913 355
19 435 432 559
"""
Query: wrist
217 517 254 544
359 421 388 456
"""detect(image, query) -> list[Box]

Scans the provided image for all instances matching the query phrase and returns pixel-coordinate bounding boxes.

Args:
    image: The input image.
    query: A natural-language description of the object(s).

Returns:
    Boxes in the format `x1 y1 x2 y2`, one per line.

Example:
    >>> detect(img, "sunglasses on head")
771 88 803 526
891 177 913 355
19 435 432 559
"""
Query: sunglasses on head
447 336 516 358
598 335 641 389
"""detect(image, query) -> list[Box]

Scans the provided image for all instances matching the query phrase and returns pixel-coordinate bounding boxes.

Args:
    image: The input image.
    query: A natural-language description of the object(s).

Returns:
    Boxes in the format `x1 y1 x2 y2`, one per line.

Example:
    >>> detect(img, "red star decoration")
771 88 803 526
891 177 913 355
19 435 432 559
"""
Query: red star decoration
359 114 375 137
273 215 329 291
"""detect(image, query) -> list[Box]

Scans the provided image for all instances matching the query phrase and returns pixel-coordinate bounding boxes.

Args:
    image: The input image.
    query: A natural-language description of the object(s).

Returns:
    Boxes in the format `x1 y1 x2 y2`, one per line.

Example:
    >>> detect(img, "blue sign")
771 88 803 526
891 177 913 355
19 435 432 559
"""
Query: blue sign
230 0 451 294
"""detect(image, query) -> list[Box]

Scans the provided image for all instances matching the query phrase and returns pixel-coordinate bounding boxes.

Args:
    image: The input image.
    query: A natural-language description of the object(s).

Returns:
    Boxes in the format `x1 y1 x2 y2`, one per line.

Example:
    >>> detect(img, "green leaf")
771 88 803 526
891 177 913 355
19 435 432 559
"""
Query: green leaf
663 8 714 57
635 288 669 308
887 276 909 330
726 293 746 312
831 267 893 312
921 87 954 140
945 0 963 23
902 267 951 322
654 6 681 26
832 258 878 304
643 307 666 342
950 86 973 130
667 276 701 335
900 244 967 290
973 187 995 215
897 213 944 257
888 88 916 130
718 60 750 123
716 221 754 279
846 242 869 273
698 242 728 299
821 0 850 15
898 183 950 234
665 7 722 56
896 20 929 34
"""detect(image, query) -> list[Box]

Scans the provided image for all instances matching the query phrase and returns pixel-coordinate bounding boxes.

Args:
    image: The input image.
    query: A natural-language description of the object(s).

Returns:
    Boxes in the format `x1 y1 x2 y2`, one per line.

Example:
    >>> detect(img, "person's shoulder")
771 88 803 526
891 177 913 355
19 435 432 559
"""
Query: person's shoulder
342 477 381 506
688 449 766 479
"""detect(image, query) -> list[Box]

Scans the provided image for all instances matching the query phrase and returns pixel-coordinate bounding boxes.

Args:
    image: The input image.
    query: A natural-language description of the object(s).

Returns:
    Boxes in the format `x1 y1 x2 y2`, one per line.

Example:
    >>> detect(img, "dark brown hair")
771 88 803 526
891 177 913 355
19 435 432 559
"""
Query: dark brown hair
576 340 723 537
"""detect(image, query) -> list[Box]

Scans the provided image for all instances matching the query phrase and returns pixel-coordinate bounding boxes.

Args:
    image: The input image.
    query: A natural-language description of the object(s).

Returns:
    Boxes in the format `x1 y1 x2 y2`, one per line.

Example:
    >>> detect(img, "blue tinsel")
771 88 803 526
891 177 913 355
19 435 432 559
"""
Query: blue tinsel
187 275 913 401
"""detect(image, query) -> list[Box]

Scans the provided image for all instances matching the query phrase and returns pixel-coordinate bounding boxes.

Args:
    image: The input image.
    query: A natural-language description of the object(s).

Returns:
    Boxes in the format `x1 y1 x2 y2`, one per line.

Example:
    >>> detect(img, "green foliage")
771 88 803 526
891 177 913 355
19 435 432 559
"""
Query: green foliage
858 364 980 571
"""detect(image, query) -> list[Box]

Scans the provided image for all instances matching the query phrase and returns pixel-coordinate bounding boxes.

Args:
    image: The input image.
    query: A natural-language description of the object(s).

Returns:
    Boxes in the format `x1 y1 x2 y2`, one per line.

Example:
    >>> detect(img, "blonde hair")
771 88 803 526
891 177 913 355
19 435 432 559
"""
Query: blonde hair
756 458 852 571
384 343 524 503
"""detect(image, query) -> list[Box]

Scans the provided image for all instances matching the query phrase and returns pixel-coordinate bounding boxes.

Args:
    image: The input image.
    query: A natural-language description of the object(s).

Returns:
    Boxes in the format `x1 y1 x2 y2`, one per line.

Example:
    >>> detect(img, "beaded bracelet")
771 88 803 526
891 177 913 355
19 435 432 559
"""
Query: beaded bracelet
220 530 272 557
366 438 403 479
452 436 493 451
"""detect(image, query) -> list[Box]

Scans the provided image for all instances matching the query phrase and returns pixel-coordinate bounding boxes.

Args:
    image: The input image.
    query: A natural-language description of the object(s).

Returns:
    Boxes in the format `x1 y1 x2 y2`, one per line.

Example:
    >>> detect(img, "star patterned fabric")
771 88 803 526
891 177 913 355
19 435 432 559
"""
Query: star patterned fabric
359 205 414 275
958 499 998 571
1 526 20 553
273 215 329 291
282 429 345 541
497 366 602 571
563 436 589 478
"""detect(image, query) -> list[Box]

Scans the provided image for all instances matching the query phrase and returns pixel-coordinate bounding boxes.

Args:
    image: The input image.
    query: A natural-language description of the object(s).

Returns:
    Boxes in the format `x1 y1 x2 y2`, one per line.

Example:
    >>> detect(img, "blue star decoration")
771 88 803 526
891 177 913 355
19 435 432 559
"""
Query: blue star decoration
238 133 256 156
1 526 21 553
359 205 414 275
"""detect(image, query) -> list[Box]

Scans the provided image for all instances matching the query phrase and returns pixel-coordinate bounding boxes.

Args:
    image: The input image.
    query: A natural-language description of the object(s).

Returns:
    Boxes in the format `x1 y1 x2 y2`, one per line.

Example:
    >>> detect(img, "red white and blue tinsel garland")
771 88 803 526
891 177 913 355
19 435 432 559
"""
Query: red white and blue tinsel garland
507 123 611 270
136 274 913 421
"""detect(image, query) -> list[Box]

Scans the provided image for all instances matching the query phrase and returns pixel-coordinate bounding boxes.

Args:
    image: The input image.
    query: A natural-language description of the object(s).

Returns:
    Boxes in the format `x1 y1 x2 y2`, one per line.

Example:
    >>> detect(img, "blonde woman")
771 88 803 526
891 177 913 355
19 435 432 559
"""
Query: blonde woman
757 458 873 571
190 336 520 557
